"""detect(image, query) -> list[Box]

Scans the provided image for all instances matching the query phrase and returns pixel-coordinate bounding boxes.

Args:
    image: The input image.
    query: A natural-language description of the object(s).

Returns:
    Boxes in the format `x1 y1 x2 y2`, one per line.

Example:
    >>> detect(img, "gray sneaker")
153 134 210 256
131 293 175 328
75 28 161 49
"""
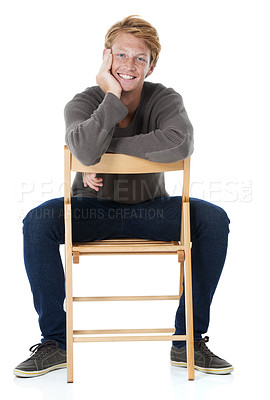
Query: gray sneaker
13 340 66 378
170 336 234 375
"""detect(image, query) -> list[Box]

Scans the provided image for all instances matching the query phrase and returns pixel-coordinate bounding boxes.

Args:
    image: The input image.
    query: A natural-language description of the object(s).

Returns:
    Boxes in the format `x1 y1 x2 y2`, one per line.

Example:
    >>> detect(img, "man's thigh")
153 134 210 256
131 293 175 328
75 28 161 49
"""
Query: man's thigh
121 196 229 242
71 197 125 242
71 196 183 243
43 196 227 243
24 197 126 244
121 196 182 241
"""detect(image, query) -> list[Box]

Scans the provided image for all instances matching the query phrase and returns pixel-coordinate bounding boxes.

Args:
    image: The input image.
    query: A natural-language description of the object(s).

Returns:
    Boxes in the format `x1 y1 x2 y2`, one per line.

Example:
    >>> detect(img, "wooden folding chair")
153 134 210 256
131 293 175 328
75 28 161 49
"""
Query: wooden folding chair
64 145 194 382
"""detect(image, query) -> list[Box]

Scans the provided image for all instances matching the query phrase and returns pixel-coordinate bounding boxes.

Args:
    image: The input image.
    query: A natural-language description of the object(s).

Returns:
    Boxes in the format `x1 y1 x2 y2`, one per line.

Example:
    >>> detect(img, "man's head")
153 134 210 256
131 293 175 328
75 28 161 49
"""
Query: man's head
104 16 161 94
105 15 161 70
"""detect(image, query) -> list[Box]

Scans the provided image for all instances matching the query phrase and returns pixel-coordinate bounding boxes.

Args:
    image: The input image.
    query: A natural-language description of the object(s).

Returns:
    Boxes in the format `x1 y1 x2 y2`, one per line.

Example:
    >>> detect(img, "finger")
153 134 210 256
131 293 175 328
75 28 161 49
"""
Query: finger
93 180 103 187
88 183 100 191
102 48 111 59
93 177 103 183
86 175 103 185
88 174 103 183
101 50 112 71
83 177 99 191
83 174 99 188
82 173 88 187
84 177 103 188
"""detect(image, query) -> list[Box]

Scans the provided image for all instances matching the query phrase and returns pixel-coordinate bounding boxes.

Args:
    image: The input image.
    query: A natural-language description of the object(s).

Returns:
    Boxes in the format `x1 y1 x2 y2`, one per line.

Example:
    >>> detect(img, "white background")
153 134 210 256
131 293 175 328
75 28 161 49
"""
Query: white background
1 0 269 399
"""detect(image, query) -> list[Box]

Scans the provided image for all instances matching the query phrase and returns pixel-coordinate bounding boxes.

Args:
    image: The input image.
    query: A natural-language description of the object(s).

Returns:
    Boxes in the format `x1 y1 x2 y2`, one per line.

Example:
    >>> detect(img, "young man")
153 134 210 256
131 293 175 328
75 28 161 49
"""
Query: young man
14 15 233 377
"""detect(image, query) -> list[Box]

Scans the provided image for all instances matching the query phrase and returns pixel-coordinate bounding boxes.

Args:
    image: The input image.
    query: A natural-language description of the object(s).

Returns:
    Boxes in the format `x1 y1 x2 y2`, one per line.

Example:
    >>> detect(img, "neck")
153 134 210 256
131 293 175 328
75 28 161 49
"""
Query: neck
120 86 143 116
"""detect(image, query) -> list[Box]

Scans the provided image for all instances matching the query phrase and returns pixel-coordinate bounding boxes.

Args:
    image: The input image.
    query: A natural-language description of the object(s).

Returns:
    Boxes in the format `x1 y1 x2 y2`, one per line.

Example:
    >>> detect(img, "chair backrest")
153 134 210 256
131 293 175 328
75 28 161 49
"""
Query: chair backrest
64 145 190 205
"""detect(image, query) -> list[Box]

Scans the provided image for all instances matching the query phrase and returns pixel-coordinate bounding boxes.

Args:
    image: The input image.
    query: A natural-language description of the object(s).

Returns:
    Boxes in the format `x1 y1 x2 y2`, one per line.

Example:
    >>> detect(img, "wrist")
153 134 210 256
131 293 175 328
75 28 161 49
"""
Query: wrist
107 89 121 99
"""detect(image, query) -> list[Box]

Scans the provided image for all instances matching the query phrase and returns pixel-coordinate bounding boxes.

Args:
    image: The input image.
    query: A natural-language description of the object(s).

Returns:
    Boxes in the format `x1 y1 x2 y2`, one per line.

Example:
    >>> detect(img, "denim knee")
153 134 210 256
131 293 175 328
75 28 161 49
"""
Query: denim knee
207 205 230 241
23 198 64 242
190 198 230 237
209 204 230 234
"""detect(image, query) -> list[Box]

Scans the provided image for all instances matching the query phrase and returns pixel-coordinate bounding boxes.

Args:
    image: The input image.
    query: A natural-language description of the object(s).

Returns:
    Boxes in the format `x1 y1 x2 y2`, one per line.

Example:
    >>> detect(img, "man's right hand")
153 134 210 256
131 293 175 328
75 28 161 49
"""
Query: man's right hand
83 172 103 191
96 49 122 98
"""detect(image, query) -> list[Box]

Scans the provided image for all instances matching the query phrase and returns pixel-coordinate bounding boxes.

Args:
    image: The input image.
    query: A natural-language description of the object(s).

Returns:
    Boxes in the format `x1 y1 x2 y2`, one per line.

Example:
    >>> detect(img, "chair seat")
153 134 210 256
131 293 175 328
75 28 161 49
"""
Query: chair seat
72 238 184 255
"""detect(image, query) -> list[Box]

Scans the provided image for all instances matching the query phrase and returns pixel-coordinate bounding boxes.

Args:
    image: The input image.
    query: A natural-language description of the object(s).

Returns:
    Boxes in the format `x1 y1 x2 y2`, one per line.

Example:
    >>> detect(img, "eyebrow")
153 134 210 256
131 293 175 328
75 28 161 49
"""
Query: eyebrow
114 48 149 57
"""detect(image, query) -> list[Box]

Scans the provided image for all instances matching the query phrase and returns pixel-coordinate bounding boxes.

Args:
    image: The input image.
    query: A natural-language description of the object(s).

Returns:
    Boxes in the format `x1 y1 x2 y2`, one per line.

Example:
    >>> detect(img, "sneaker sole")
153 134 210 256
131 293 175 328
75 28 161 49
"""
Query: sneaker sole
13 363 67 378
170 360 234 375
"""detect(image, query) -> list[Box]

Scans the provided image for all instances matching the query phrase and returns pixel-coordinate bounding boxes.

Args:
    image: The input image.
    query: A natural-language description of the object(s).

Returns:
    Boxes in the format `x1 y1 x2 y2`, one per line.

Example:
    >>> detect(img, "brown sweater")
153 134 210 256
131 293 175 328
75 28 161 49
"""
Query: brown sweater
64 81 194 204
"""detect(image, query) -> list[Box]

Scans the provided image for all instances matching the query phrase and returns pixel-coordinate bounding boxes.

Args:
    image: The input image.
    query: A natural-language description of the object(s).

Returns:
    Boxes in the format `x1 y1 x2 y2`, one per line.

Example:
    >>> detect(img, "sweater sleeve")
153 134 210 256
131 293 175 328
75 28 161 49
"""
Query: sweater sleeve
106 88 194 163
64 90 128 166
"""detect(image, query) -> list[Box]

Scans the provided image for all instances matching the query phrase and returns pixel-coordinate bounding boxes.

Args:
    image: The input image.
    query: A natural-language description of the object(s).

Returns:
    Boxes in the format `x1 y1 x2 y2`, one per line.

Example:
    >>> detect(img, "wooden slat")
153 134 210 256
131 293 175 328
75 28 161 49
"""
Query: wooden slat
101 238 168 241
70 151 184 174
182 157 191 203
72 238 184 256
179 261 184 301
73 335 186 343
64 146 74 383
74 239 180 244
183 202 195 380
73 328 176 335
73 239 182 246
64 146 71 204
75 252 180 256
72 244 183 253
77 239 176 244
73 295 179 302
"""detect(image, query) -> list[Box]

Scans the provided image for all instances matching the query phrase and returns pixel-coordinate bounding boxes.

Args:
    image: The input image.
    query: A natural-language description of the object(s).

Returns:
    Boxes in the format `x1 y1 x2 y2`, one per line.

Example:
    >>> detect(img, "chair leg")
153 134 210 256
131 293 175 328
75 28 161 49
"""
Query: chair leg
65 244 74 383
179 261 184 301
184 251 195 380
183 202 195 380
64 200 74 383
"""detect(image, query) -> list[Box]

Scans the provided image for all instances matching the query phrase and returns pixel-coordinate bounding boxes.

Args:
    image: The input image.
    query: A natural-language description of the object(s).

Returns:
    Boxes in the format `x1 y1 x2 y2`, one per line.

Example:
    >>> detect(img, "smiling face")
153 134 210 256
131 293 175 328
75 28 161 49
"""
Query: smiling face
110 33 155 95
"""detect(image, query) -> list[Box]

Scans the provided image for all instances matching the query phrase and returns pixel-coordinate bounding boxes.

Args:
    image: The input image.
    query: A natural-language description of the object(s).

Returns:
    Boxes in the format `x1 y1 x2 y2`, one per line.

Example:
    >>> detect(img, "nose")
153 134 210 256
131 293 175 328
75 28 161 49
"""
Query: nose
124 57 136 70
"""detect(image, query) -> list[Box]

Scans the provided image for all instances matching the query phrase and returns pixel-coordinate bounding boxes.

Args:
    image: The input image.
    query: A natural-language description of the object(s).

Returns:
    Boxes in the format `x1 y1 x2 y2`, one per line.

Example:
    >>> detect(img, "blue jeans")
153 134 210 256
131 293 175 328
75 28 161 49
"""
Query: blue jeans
23 196 230 350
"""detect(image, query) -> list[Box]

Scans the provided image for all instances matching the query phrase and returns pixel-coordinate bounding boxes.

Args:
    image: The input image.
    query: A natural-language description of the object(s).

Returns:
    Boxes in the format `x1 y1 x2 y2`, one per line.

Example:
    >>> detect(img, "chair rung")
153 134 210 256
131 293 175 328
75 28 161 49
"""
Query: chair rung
72 239 184 254
74 239 181 245
73 295 179 302
73 335 186 343
76 251 180 256
77 239 177 244
74 328 176 335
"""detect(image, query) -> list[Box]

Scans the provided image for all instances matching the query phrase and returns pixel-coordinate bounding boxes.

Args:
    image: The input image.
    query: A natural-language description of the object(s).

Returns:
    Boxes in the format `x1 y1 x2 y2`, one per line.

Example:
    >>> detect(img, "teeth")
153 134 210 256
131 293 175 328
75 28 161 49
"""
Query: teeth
119 74 135 80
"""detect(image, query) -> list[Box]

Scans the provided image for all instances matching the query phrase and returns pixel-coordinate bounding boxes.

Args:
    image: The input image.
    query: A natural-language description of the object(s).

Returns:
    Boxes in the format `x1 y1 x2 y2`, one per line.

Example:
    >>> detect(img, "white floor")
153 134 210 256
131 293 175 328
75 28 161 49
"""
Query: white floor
5 338 267 400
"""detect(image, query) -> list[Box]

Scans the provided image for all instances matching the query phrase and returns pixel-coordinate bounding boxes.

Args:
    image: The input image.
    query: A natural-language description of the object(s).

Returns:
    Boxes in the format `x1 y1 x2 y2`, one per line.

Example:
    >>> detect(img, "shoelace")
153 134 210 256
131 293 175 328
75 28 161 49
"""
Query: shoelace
29 341 58 360
194 336 216 357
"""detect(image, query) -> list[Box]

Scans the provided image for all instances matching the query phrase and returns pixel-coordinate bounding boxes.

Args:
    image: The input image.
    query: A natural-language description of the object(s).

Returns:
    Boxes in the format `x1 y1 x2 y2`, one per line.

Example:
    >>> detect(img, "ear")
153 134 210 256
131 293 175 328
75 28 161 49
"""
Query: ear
146 64 155 78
